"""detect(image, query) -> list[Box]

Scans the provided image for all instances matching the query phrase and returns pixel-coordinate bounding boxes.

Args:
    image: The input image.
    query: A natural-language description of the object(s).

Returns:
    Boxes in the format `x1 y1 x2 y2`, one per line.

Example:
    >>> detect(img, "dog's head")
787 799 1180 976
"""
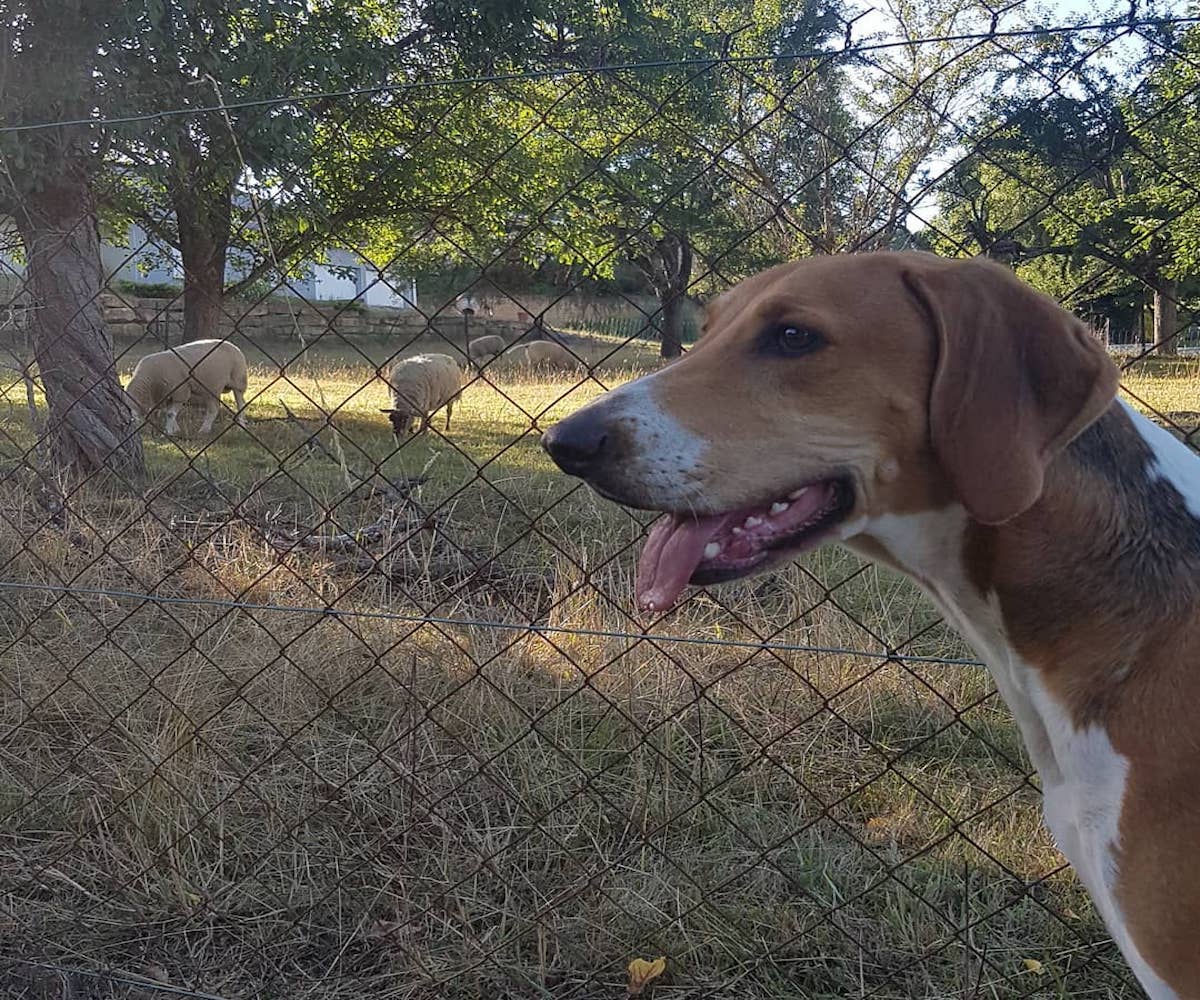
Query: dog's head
541 251 1119 612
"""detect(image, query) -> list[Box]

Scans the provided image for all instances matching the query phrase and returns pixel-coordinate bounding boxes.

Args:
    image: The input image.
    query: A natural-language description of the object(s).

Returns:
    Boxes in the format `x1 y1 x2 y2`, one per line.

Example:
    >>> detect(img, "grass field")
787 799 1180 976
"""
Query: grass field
0 331 1195 999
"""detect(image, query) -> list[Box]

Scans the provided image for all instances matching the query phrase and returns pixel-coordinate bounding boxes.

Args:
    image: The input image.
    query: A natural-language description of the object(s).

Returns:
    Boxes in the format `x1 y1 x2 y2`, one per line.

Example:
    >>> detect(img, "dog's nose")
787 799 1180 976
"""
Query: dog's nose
541 413 610 478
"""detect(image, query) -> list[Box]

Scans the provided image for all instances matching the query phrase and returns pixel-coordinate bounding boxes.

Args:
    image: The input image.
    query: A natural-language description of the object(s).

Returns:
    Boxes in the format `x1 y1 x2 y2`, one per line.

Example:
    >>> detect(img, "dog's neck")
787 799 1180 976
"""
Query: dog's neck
849 401 1200 998
967 403 1199 625
850 400 1200 776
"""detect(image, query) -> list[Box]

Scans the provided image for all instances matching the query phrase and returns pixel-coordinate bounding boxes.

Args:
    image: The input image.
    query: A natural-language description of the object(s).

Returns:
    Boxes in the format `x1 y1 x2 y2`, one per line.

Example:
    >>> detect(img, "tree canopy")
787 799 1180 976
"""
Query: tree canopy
5 1 1199 388
929 19 1200 352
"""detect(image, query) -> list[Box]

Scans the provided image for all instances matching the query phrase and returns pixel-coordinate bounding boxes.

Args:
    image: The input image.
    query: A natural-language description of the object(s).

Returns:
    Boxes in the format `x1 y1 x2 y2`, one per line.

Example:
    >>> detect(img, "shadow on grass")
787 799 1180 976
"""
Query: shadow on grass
0 595 1134 999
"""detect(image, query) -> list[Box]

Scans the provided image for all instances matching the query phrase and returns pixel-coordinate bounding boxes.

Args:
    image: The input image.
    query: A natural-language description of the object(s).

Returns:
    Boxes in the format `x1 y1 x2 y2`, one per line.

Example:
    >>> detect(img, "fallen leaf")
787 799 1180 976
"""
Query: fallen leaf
1022 958 1045 975
626 956 667 995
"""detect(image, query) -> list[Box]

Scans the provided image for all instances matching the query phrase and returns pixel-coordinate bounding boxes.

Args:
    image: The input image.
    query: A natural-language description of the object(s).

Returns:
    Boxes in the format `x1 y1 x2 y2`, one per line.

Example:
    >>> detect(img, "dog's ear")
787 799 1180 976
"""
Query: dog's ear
903 258 1119 525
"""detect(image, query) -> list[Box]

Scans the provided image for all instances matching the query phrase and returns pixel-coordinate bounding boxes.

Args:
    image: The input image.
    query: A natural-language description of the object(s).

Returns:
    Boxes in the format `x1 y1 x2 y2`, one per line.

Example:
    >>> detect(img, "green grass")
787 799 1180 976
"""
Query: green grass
1 334 1193 998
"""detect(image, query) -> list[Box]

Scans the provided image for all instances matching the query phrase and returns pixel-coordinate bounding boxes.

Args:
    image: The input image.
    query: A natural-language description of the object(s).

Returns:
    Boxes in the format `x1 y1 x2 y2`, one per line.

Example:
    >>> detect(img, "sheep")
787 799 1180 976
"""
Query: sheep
466 334 507 366
125 339 248 435
512 340 584 372
380 353 463 439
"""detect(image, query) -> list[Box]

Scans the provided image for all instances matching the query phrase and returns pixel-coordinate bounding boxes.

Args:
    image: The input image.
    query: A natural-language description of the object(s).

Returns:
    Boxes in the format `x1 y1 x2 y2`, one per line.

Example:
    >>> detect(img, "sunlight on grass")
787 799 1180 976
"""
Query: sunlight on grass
0 333 1188 998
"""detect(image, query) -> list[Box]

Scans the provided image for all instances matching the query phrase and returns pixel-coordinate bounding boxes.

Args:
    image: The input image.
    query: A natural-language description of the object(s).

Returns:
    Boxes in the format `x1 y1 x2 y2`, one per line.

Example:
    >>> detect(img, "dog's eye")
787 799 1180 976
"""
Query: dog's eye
774 325 824 355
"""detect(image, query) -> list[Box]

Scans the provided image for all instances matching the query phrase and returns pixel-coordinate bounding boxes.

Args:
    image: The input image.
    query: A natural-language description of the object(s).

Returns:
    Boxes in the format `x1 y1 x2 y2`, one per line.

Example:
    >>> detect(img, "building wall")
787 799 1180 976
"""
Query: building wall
2 219 417 310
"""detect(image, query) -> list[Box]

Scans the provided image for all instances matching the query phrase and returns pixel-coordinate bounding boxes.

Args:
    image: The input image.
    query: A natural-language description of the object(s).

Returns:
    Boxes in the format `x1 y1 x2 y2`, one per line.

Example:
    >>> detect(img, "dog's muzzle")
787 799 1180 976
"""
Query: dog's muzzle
541 406 615 479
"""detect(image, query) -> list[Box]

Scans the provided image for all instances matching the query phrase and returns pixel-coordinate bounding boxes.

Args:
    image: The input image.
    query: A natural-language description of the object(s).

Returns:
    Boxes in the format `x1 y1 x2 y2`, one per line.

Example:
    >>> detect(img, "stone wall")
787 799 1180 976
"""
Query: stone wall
430 289 704 329
100 292 548 350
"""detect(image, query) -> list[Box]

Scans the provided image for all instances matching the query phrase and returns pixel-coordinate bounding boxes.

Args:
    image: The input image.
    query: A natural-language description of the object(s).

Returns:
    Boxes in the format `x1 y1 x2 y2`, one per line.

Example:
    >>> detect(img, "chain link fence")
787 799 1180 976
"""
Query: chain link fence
1 4 1198 997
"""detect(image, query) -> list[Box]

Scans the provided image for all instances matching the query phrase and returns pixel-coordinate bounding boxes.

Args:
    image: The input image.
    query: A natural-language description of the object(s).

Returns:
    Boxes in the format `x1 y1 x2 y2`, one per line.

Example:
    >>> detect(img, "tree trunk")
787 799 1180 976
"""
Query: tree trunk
2 0 141 480
172 162 232 344
181 251 227 345
17 181 145 479
660 293 684 360
1152 277 1178 358
655 232 693 360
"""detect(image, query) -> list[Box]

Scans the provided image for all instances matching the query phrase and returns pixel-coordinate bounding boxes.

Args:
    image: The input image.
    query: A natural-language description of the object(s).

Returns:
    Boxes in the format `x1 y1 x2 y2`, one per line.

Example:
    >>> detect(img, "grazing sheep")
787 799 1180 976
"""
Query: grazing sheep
125 339 248 435
466 335 507 366
514 340 584 372
381 353 463 439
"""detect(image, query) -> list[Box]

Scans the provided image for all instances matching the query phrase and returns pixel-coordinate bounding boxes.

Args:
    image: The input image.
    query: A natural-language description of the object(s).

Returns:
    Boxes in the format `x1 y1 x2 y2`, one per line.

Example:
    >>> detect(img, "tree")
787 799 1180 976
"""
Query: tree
535 0 1003 355
933 93 1189 354
834 0 1016 249
102 0 401 343
931 19 1200 356
303 3 720 357
264 0 1016 361
724 6 861 260
1127 21 1200 355
311 1 858 358
586 0 854 356
0 0 145 479
100 0 581 344
490 1 858 357
599 57 742 358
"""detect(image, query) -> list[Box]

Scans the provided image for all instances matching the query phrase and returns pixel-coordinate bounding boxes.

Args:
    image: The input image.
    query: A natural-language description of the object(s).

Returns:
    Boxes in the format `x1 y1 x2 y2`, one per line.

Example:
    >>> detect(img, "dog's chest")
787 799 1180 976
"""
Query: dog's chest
861 509 1155 980
860 508 1131 852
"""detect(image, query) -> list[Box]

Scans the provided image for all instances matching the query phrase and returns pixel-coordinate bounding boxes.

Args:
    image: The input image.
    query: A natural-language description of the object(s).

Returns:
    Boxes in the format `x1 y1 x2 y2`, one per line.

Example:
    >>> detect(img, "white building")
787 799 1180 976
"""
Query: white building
2 220 418 310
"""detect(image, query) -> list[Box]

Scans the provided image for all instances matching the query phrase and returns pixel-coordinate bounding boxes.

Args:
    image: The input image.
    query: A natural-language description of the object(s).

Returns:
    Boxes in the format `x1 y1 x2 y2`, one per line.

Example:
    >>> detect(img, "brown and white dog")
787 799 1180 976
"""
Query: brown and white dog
541 251 1200 998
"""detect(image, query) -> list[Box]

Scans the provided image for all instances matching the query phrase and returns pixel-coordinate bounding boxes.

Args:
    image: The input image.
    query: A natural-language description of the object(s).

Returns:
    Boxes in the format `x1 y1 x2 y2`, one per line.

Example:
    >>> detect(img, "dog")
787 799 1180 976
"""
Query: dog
541 251 1200 999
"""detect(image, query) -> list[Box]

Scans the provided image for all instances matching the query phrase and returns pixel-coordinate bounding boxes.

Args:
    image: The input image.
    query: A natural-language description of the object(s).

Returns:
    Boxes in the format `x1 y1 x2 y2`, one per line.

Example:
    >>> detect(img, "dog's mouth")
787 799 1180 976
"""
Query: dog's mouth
635 477 855 613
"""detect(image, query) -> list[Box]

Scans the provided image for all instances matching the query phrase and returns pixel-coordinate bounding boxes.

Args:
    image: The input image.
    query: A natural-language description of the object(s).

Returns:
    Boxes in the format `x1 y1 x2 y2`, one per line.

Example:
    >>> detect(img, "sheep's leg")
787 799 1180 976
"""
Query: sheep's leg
444 400 453 432
163 402 182 436
232 386 247 428
199 397 220 434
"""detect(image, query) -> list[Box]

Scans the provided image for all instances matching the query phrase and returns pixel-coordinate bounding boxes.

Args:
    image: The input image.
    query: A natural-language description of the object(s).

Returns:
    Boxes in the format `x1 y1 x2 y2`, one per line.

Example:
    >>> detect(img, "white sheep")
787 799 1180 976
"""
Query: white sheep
125 339 248 435
466 335 507 366
381 353 463 438
512 340 584 372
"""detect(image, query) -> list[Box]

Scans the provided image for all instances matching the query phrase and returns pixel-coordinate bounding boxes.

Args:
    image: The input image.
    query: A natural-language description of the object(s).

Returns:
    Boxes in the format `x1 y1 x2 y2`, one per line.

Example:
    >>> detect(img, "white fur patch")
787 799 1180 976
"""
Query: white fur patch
603 374 708 499
1121 399 1200 519
1121 952 1182 1000
1031 682 1179 1000
1031 685 1127 895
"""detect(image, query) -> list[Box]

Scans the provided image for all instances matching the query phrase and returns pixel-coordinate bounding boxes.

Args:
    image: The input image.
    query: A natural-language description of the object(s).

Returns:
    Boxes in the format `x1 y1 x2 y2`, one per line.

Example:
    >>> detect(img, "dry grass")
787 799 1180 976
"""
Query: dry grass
1 333 1193 999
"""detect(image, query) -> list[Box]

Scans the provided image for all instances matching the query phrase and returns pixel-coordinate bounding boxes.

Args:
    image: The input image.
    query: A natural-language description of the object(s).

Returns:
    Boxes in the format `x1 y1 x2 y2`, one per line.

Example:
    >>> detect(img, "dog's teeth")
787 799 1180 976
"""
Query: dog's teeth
789 487 810 500
704 542 722 559
744 516 762 528
770 502 790 514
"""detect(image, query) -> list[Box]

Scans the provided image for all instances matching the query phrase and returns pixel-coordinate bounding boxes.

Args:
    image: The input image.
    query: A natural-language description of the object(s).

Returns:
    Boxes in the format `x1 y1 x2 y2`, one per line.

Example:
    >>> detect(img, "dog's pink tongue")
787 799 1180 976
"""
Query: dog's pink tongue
636 512 730 612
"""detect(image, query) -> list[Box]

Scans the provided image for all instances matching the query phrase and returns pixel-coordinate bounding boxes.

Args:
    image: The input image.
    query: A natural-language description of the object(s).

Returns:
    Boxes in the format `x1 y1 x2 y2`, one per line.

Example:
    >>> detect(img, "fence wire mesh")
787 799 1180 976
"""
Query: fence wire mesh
1 3 1198 998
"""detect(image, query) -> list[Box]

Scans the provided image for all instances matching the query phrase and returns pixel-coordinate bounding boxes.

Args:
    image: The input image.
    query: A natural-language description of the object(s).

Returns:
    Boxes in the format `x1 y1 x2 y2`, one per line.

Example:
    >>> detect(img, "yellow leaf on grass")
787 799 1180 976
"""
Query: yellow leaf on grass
626 956 667 995
1022 958 1045 975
